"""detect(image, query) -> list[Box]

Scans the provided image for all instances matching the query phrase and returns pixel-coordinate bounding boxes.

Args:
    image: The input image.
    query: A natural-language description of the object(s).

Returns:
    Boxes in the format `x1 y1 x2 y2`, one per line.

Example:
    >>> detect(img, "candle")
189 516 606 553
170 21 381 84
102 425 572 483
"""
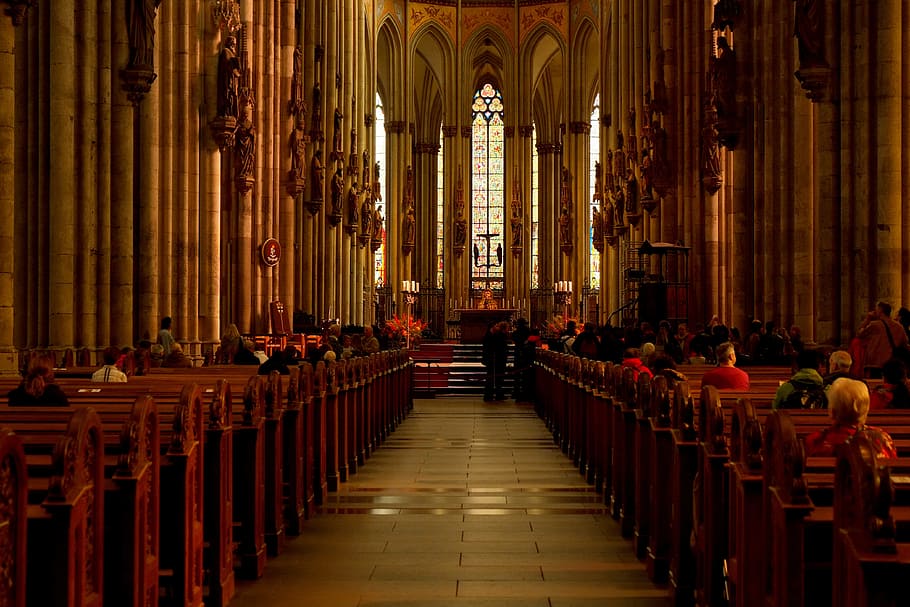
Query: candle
415 282 419 293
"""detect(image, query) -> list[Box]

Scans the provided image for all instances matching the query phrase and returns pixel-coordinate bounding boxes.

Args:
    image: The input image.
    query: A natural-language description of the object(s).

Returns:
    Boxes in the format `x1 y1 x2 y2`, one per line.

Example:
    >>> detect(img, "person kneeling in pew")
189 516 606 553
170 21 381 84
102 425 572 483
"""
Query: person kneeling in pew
803 377 897 458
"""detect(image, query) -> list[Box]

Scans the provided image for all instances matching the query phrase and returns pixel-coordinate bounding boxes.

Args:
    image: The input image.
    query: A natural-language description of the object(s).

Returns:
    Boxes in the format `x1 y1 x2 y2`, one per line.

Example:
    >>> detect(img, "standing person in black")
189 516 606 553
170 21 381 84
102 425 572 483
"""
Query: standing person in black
511 318 531 399
483 321 509 401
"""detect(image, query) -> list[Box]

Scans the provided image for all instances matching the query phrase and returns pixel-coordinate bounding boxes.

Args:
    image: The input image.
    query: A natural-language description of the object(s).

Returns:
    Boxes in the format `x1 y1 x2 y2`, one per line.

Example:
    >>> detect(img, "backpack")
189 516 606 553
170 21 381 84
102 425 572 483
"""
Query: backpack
782 379 827 409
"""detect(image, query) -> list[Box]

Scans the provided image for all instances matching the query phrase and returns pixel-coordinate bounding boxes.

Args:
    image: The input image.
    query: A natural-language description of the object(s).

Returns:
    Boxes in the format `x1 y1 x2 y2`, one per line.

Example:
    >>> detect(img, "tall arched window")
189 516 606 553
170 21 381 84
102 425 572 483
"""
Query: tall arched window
436 127 445 288
531 123 540 289
374 93 387 286
589 95 601 289
471 83 505 290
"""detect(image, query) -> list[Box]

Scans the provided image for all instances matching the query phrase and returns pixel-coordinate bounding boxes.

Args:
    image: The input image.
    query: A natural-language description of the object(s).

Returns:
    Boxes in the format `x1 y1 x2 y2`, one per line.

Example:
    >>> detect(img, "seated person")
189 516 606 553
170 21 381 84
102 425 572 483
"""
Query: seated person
870 358 910 409
341 334 354 359
92 346 128 383
823 349 854 387
219 323 243 364
700 341 749 390
234 339 260 365
8 353 69 406
621 348 653 381
772 349 826 409
163 342 193 368
361 326 380 354
258 349 290 375
283 346 301 366
804 377 897 458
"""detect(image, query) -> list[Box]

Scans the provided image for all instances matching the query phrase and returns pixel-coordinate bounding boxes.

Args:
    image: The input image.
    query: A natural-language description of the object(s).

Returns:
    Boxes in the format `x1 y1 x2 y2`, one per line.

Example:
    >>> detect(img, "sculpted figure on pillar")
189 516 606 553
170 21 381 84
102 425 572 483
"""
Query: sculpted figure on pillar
453 170 467 255
372 162 382 204
701 97 723 194
559 167 572 253
794 0 824 67
289 125 307 184
311 149 325 201
347 182 360 233
360 194 374 247
217 36 241 118
592 206 604 253
332 108 344 160
371 205 384 252
234 102 256 191
402 205 416 254
127 0 163 68
330 166 344 224
362 150 370 187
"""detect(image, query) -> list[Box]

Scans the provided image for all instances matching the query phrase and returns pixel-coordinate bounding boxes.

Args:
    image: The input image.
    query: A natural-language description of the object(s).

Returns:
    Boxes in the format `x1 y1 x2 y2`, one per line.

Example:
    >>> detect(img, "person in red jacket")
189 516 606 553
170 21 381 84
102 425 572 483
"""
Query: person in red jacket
700 342 750 390
621 348 653 381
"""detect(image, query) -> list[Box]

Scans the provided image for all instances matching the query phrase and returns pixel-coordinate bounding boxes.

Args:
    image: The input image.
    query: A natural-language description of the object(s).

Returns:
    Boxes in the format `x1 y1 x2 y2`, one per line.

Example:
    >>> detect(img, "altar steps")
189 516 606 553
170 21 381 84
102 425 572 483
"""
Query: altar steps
410 343 515 397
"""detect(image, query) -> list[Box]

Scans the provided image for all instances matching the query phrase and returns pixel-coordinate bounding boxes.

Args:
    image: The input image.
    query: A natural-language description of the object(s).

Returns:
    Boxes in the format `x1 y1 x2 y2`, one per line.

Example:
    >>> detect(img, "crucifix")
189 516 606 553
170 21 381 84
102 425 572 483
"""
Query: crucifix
473 233 502 268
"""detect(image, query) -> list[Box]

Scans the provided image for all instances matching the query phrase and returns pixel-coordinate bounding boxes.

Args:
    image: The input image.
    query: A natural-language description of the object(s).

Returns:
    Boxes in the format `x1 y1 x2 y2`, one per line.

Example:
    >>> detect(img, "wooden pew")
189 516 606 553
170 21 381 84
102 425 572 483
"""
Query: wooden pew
0 427 28 607
0 398 164 607
13 407 105 607
833 432 910 607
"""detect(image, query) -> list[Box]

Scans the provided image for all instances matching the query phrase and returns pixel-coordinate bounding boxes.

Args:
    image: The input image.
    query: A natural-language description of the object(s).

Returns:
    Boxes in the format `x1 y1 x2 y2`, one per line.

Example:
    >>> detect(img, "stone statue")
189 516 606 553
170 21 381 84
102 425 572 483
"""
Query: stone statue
592 206 603 249
347 182 360 228
511 221 522 249
372 162 382 203
701 99 722 193
311 150 324 200
558 206 570 248
372 205 384 247
217 36 241 118
640 149 653 199
290 46 306 120
362 150 370 186
234 102 256 179
289 125 306 182
127 0 162 68
349 128 358 169
360 196 373 237
403 205 416 249
604 195 616 234
625 168 638 214
330 166 344 221
794 0 824 67
455 221 467 250
559 166 570 209
332 107 343 158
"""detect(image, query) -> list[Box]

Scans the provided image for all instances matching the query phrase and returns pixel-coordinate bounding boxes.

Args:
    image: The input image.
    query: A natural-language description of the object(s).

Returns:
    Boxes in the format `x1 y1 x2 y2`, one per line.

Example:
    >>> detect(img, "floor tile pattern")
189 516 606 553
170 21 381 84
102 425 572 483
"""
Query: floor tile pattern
229 398 672 607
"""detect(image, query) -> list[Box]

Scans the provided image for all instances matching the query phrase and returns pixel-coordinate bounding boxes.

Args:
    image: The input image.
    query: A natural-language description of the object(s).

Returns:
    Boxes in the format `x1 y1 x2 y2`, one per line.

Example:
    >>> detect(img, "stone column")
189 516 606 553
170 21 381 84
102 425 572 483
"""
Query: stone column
0 2 33 368
201 11 224 344
873 0 902 305
48 3 76 348
281 0 299 319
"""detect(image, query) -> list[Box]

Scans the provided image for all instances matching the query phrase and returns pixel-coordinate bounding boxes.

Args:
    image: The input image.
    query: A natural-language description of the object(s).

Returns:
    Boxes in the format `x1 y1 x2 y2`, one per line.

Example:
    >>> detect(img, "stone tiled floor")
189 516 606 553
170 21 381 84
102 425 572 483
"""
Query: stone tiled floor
229 397 672 607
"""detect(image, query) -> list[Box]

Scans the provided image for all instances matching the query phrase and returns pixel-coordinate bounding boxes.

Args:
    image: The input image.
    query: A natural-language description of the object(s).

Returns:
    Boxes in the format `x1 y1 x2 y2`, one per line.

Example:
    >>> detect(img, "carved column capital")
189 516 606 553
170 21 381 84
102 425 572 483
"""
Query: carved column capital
119 66 158 106
386 120 406 134
442 125 458 138
504 126 514 138
461 126 472 138
415 143 440 155
3 0 35 26
569 121 591 134
518 125 533 138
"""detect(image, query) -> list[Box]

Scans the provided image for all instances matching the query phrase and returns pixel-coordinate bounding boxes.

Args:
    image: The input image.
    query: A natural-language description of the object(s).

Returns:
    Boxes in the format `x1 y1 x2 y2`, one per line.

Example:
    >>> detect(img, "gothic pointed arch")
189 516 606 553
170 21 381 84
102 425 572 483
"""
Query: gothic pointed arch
572 17 600 118
462 26 513 120
521 25 565 141
411 23 454 143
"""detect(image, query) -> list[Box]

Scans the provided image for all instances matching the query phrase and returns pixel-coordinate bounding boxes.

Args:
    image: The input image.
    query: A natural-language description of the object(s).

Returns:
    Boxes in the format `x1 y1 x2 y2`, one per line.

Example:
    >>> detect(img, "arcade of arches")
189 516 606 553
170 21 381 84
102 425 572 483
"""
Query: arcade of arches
1 0 909 369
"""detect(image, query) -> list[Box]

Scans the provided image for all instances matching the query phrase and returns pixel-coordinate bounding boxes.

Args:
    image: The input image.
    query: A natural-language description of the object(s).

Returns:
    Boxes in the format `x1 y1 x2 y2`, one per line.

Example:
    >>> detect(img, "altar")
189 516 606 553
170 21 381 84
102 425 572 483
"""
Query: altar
455 309 517 343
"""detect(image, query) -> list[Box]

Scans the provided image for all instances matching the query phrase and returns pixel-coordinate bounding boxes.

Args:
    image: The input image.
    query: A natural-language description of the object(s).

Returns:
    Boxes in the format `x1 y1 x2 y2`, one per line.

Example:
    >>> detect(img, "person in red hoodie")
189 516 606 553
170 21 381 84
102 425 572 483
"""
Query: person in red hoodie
700 341 750 390
621 347 653 380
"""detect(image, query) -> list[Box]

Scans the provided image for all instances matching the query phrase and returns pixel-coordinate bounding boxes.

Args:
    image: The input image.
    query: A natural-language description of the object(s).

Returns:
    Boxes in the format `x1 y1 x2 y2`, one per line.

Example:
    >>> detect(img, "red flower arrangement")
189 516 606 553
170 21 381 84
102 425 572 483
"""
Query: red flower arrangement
383 314 427 346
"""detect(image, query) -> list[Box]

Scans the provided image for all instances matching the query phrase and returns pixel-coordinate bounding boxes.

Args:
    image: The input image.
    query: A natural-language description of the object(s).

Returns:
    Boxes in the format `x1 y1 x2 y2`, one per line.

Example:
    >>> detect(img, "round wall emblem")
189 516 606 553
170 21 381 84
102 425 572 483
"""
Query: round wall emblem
261 238 281 266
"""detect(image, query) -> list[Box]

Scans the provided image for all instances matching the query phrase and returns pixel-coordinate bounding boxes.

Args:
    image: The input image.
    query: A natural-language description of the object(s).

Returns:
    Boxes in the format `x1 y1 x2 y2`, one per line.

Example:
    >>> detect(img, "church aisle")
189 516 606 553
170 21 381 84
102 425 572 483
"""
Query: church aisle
230 397 671 607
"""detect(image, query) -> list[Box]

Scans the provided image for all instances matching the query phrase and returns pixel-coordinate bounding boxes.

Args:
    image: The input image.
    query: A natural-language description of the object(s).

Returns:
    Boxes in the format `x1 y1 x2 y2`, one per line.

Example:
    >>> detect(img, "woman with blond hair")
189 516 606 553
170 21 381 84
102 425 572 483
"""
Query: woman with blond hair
803 377 896 458
8 353 69 406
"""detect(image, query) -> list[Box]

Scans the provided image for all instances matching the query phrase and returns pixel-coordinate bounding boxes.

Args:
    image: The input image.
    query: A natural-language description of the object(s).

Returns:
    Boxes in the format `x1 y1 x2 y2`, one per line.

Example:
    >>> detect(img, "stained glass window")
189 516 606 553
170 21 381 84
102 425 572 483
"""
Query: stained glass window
589 95 601 289
436 127 444 288
471 83 505 291
531 124 540 289
374 93 386 286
